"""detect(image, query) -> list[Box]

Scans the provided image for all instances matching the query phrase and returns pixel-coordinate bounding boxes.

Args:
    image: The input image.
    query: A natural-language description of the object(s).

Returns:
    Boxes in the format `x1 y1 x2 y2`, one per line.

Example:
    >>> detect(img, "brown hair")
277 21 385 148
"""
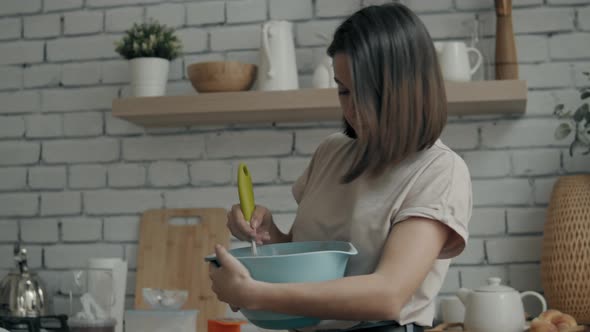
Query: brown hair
327 3 447 183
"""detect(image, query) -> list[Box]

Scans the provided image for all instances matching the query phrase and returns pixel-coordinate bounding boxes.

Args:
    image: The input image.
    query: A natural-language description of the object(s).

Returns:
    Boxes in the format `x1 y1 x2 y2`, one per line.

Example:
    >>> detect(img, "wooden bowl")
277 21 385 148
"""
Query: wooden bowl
186 61 257 93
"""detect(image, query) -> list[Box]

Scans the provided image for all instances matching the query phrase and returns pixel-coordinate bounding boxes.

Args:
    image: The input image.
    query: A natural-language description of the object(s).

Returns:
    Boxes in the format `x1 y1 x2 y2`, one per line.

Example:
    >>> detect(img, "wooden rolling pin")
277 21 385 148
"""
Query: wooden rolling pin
495 0 518 79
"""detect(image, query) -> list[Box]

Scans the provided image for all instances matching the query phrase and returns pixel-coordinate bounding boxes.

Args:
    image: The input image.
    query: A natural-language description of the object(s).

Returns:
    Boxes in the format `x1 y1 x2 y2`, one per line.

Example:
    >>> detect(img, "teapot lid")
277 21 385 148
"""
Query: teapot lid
475 277 515 293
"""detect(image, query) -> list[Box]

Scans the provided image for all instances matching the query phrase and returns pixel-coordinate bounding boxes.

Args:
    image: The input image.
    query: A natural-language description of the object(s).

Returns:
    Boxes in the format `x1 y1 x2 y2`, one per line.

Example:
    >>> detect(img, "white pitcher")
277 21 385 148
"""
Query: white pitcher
258 21 299 91
434 41 482 82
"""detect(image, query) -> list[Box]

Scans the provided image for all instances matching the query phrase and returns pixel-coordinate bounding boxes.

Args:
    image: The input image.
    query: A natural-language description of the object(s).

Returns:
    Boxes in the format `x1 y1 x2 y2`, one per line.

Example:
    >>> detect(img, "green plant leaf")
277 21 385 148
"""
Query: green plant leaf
555 123 572 140
554 104 565 113
573 103 590 122
582 91 590 100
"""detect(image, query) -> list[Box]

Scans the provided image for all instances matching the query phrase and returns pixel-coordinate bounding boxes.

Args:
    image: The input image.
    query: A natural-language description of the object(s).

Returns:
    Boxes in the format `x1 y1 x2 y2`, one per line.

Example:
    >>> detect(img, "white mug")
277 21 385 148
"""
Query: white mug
434 41 482 82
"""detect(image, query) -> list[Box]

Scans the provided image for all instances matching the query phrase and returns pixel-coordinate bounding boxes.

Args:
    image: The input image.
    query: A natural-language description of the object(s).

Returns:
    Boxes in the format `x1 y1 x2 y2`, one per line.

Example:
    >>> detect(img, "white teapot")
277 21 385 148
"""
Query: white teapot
457 277 547 332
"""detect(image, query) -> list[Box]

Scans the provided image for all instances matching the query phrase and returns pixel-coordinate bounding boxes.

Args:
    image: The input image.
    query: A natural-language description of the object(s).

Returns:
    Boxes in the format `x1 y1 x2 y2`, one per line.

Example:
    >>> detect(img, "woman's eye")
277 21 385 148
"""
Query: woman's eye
338 90 350 96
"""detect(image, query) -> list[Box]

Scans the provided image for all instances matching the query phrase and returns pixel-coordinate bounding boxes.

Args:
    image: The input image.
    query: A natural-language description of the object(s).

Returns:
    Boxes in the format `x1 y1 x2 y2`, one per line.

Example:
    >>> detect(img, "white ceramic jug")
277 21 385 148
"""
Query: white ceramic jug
258 21 299 91
312 56 336 89
457 277 547 332
434 41 482 82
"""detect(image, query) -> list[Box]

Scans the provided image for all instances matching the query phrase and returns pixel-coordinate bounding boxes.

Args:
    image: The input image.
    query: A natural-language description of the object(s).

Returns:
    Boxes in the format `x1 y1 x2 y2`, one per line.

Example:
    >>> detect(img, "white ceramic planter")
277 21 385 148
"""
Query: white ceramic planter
130 57 170 97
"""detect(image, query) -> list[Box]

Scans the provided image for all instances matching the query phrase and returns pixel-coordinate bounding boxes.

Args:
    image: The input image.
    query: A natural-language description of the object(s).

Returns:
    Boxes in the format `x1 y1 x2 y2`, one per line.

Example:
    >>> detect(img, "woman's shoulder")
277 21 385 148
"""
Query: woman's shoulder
411 139 470 179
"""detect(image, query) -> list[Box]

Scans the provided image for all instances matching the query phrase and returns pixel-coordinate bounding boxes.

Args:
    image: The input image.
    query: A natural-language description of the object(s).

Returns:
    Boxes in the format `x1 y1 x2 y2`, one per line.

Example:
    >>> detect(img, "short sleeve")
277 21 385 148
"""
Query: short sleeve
391 153 472 259
292 164 311 204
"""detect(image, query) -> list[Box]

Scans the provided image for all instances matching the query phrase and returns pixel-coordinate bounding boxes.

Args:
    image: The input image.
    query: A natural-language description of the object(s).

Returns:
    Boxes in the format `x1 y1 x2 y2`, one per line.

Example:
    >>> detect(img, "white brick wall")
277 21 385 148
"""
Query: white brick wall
45 244 122 268
24 65 61 88
507 208 546 234
460 266 508 289
0 0 588 302
105 7 143 32
486 236 543 263
0 66 23 90
296 20 342 46
470 208 506 236
47 35 119 61
316 0 361 18
472 179 532 206
44 0 83 12
462 151 511 178
0 18 21 40
211 25 261 51
108 164 146 188
21 218 59 242
148 161 189 187
519 63 572 89
279 157 309 182
0 116 25 138
227 0 267 23
0 142 40 165
0 0 42 16
481 119 566 148
513 8 574 34
176 28 208 53
123 135 204 160
63 112 104 137
0 91 41 114
26 114 63 138
41 191 81 216
534 177 558 204
0 41 43 65
270 0 313 20
43 138 119 163
61 217 102 242
0 168 27 191
207 131 293 158
402 0 454 12
186 2 225 25
69 165 107 189
0 220 18 242
190 160 232 185
85 190 162 214
104 216 139 241
512 149 561 176
516 36 549 63
579 6 590 31
28 166 67 189
550 33 590 60
146 3 185 28
42 87 118 112
62 62 102 86
24 14 61 39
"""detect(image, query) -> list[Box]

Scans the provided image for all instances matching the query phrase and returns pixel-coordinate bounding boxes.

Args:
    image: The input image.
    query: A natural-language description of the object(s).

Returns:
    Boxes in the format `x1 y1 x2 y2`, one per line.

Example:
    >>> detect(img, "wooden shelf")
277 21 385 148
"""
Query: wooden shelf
112 80 528 127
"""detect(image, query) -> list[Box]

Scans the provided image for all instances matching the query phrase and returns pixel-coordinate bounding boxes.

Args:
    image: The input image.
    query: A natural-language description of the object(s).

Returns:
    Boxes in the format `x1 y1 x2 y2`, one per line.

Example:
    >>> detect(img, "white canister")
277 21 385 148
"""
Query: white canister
88 258 128 332
130 57 170 97
125 310 198 332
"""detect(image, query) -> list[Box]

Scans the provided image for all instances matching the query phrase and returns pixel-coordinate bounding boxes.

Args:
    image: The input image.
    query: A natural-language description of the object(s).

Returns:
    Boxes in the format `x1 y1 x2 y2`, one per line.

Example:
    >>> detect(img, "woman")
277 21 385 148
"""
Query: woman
209 3 472 332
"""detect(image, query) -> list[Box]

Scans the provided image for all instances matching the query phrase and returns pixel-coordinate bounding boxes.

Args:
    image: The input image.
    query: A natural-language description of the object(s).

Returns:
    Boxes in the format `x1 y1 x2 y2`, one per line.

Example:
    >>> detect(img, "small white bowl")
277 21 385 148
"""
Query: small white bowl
142 288 188 310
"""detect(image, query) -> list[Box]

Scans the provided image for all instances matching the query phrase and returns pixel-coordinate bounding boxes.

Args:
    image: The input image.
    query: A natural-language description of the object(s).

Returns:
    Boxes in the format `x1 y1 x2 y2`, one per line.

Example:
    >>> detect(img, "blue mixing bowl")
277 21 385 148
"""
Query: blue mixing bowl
205 241 358 330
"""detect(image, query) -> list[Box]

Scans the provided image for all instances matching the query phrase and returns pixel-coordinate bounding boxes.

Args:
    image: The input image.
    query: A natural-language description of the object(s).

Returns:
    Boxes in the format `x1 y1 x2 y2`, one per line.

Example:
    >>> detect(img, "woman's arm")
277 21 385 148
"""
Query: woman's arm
210 217 451 321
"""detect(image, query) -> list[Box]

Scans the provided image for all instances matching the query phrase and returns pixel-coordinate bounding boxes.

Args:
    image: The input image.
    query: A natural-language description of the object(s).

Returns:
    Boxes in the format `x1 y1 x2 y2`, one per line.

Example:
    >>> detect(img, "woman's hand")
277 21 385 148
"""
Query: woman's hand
226 204 290 245
209 244 257 309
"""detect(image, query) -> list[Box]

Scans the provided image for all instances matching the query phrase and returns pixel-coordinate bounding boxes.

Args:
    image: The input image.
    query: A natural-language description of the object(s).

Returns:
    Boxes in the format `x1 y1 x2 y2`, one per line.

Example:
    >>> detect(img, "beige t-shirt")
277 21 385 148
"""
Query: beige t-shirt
290 133 472 329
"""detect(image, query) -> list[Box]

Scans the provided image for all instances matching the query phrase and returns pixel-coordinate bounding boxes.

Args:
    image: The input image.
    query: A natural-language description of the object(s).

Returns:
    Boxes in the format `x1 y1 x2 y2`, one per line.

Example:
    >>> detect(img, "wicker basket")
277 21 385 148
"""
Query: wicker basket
541 175 590 324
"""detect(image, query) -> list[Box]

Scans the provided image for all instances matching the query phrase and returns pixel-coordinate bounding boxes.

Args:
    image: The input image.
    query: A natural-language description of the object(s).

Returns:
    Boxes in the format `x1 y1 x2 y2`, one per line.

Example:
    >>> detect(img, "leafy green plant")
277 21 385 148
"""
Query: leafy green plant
554 71 590 156
115 19 182 61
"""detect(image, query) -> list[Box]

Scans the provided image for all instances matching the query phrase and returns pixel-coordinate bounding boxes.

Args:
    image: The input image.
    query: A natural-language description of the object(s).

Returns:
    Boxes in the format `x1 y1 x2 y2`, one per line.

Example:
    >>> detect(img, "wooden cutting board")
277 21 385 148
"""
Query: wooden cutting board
134 208 231 332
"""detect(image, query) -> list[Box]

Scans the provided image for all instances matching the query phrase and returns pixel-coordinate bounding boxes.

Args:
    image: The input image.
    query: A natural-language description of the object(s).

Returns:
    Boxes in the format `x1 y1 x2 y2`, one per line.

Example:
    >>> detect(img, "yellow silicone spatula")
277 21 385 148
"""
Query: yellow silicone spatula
237 163 257 255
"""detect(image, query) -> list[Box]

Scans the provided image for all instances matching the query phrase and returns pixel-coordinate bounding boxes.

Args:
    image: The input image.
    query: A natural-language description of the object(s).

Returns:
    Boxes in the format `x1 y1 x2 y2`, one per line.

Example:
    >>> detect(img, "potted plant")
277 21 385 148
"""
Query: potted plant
541 70 590 324
115 19 182 97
